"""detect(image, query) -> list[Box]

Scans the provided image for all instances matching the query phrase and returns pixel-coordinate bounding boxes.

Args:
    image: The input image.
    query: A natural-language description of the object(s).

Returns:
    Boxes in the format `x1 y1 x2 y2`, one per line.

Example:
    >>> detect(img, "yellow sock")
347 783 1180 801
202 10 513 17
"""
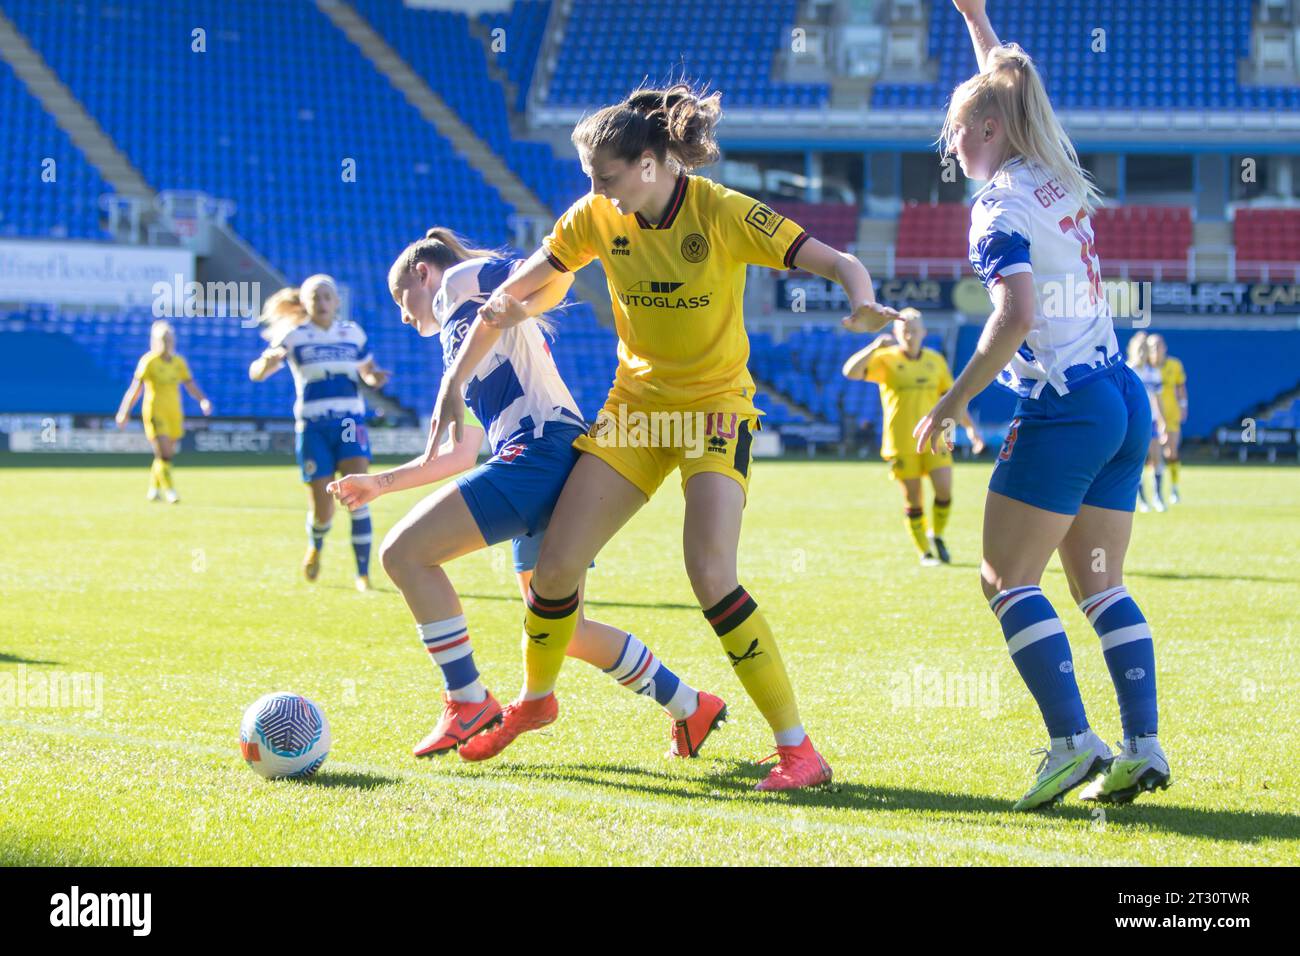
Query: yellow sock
159 461 174 490
1169 460 1181 486
521 585 580 698
905 507 929 554
149 460 161 491
932 497 952 537
704 586 801 738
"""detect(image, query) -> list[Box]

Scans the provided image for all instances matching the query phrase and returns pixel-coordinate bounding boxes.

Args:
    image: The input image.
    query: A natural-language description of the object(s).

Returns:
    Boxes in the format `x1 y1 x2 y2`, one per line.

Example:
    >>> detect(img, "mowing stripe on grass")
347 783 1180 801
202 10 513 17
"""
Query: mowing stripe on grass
1 718 1136 866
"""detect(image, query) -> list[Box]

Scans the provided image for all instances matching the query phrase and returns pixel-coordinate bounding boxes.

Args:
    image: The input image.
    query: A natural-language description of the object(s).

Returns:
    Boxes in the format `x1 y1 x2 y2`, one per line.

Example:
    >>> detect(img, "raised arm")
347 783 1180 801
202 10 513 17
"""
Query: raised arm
792 238 899 334
841 333 896 380
953 0 1002 72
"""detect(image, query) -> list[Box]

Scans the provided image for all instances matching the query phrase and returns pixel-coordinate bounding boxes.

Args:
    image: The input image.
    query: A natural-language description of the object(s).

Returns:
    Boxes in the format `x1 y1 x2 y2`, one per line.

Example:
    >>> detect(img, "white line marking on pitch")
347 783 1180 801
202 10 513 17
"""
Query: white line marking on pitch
0 719 1137 866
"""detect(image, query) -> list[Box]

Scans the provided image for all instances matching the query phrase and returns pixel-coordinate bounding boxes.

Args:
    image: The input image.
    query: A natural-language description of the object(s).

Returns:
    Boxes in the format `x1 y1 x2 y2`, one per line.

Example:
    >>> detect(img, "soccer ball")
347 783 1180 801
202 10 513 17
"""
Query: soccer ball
239 692 330 780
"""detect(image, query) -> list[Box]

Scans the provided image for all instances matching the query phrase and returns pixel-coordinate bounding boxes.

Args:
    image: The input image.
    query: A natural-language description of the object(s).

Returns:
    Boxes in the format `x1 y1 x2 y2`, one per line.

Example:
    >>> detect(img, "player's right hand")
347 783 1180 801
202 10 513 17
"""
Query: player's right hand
328 474 379 509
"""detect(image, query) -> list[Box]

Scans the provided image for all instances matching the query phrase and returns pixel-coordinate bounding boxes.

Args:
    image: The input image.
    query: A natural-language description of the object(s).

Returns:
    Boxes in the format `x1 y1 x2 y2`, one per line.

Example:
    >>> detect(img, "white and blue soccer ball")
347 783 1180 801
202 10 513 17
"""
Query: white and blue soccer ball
240 692 330 780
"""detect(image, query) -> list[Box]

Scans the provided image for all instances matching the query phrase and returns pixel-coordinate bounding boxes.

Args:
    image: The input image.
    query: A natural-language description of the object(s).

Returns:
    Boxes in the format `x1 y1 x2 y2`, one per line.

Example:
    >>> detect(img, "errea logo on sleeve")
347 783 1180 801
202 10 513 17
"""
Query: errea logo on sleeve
49 886 151 936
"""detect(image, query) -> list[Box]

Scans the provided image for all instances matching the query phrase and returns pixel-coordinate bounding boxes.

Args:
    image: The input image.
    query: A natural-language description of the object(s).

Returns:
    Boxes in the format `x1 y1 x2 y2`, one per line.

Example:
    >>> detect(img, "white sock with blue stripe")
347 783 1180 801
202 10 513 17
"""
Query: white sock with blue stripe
418 614 486 703
604 633 697 721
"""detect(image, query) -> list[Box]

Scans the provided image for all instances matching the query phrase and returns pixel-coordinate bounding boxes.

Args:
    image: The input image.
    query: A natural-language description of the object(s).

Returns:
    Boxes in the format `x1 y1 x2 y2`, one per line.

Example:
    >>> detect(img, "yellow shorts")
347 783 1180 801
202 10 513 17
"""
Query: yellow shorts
144 412 184 442
887 449 951 481
573 403 759 500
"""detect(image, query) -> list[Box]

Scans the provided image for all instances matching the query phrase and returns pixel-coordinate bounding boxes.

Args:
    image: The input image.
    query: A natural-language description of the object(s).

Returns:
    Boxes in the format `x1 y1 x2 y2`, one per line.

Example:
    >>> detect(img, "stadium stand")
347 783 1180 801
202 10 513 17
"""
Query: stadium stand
1233 208 1300 280
2 0 526 419
1091 206 1194 280
479 0 551 113
872 0 1297 111
351 0 587 216
545 0 831 108
0 57 110 239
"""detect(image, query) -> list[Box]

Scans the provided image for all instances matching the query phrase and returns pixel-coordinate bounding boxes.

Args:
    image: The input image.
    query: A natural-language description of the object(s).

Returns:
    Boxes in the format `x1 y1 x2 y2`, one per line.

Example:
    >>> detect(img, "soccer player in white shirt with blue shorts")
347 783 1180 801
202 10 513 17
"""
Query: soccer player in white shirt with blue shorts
914 1 1171 810
250 275 390 591
329 229 725 761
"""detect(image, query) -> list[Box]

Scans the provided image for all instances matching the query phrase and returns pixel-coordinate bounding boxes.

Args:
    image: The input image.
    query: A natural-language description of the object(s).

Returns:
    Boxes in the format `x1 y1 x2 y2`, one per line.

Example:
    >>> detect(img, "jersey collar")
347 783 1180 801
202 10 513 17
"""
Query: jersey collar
634 174 689 230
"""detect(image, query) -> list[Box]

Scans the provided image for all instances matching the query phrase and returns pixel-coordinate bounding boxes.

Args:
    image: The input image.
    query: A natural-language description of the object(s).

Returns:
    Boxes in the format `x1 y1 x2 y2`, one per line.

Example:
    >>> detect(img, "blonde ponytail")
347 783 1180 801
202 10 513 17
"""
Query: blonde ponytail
941 44 1103 212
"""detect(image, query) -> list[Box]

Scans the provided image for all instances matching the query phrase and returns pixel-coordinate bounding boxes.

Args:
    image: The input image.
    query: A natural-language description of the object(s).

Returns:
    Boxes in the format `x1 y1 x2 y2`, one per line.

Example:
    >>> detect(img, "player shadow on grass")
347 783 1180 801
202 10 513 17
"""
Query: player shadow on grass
479 759 1300 843
0 651 60 666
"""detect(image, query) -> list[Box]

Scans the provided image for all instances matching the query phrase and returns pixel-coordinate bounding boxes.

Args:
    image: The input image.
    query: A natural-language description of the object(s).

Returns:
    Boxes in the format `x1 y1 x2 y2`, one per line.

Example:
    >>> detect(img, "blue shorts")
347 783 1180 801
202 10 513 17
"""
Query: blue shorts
297 415 371 482
989 363 1151 515
456 422 585 573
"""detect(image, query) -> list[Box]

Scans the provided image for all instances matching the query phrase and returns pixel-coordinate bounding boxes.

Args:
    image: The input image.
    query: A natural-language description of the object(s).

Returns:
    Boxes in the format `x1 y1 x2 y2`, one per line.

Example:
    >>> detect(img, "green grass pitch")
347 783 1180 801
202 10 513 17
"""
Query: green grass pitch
1 458 1297 865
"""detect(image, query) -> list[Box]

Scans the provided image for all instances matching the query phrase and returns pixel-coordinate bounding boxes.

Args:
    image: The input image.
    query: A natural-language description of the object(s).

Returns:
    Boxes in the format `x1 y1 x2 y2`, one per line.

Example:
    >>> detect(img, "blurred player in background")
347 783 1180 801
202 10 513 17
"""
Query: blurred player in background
429 83 897 790
114 319 213 503
329 228 725 759
916 0 1170 810
1148 334 1186 503
842 307 984 565
1127 331 1168 512
249 275 390 591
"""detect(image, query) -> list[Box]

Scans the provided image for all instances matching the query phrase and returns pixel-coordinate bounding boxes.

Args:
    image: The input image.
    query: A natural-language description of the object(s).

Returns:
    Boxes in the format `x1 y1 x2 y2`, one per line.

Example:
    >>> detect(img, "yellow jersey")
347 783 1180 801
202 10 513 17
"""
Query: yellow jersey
864 345 953 459
542 173 809 415
134 351 191 423
1158 356 1186 428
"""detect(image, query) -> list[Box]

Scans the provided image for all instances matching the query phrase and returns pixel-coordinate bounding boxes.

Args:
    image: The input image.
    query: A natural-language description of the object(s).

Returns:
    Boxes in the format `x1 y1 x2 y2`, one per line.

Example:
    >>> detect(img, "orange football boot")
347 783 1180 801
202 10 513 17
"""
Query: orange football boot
413 691 503 757
668 691 728 758
754 736 833 791
457 694 558 762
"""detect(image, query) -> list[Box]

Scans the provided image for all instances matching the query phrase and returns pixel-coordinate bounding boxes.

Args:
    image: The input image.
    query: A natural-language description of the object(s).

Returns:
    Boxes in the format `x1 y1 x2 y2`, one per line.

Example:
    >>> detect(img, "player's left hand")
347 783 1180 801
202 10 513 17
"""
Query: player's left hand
914 392 968 454
365 367 391 389
424 381 465 463
842 301 900 334
478 291 529 330
200 399 213 416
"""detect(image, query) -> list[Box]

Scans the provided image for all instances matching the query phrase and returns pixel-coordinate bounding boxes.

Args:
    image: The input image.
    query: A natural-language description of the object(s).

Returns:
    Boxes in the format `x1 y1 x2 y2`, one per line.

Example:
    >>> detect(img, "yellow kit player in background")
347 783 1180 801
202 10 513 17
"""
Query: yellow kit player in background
1148 334 1187 503
115 320 213 503
843 308 983 565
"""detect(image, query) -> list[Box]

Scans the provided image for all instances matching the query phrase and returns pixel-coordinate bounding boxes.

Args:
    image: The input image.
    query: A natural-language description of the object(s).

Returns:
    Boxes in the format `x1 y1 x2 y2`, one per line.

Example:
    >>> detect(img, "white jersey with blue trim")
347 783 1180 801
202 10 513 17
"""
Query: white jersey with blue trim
968 158 1120 399
1134 361 1162 397
273 319 371 426
435 256 585 454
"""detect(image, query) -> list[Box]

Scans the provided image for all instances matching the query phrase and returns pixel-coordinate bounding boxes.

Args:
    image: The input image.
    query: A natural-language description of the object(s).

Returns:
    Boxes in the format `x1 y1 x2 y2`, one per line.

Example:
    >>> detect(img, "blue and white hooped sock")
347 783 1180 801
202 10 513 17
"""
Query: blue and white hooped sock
990 586 1089 739
417 614 486 703
604 633 697 721
1079 586 1158 738
350 505 373 576
306 511 331 550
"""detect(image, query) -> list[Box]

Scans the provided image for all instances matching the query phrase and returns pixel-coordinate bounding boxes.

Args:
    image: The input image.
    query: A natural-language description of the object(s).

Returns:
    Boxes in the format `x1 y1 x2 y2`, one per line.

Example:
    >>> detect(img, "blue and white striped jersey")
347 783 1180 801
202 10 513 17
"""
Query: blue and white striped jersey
434 256 585 454
969 158 1120 400
273 319 371 425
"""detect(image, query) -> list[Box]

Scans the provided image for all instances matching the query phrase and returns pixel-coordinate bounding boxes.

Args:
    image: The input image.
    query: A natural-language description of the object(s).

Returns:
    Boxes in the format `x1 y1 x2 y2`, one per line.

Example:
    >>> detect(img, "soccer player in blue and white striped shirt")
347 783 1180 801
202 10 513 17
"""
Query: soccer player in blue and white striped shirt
914 0 1170 810
250 274 390 591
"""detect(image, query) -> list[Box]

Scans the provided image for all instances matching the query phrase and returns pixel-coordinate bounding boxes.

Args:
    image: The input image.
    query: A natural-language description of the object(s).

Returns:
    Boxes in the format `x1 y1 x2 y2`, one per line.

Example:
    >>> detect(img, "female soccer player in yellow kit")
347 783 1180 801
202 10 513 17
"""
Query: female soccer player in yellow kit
423 84 897 790
115 320 213 502
842 308 983 565
1147 334 1187 503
